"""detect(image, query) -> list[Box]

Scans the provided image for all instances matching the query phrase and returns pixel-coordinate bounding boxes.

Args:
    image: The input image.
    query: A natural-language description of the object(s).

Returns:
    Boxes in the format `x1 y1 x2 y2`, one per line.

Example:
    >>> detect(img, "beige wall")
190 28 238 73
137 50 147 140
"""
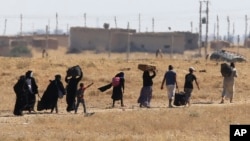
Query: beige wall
130 33 186 53
70 27 137 52
70 27 110 51
69 27 199 53
0 35 68 48
33 35 68 47
0 36 10 48
0 30 198 54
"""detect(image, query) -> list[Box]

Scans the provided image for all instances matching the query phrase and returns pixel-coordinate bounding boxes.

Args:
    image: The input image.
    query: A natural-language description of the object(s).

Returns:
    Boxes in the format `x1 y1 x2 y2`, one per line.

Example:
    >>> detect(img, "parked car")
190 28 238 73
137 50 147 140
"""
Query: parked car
210 50 247 62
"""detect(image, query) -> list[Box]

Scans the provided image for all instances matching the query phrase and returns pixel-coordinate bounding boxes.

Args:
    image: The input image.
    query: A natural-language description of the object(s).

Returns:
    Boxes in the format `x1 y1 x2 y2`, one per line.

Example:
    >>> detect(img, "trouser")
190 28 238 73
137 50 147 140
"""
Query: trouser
75 99 86 113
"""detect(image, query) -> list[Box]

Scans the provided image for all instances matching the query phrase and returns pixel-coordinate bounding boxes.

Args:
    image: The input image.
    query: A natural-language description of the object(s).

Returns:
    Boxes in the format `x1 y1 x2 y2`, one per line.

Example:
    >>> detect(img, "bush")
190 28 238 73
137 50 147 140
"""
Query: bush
66 48 81 54
9 46 32 57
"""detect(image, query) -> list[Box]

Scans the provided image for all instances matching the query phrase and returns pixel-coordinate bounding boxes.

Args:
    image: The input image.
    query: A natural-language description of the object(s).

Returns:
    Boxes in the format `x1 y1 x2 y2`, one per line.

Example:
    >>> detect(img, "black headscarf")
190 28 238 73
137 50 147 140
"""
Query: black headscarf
25 70 33 78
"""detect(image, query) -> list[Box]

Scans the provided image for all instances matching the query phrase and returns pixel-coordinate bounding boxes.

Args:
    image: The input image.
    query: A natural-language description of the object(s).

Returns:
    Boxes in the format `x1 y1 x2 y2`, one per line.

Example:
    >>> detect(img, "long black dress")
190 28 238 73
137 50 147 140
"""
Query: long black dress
37 79 65 112
111 72 125 106
13 75 26 116
65 72 83 112
23 71 38 112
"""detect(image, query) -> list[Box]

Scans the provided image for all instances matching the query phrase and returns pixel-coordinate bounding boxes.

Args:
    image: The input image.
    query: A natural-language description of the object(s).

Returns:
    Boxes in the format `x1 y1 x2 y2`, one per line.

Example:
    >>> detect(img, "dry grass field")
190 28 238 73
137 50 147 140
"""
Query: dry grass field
0 46 250 141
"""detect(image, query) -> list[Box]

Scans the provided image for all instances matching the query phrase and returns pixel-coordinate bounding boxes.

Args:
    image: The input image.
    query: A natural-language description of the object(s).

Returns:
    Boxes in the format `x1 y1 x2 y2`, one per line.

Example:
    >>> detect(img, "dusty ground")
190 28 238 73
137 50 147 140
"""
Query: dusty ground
0 47 249 141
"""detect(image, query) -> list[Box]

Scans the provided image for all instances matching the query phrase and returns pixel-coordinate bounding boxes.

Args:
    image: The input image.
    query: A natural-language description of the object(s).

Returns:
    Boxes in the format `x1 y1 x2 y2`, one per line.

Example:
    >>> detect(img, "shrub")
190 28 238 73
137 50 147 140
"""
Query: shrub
66 48 81 54
9 46 32 57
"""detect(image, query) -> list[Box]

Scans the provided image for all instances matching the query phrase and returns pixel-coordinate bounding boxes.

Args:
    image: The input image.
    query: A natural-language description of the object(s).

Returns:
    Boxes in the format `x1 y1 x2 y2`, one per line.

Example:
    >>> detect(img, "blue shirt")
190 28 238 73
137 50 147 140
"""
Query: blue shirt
164 70 176 85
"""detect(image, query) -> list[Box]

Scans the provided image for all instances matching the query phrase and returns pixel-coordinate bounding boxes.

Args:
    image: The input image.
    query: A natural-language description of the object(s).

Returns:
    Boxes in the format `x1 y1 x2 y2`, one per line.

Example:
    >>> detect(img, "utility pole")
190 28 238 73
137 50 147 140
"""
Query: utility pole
190 21 193 33
232 23 235 45
237 35 240 53
48 19 50 34
171 30 174 59
108 30 112 58
138 13 141 33
217 15 219 40
199 0 209 57
199 1 202 56
227 16 230 42
67 24 69 35
56 12 58 34
32 23 34 35
152 17 154 32
213 23 216 40
46 25 49 50
84 13 86 27
20 14 23 36
114 16 117 28
3 19 7 35
205 0 209 58
127 22 130 62
245 15 248 47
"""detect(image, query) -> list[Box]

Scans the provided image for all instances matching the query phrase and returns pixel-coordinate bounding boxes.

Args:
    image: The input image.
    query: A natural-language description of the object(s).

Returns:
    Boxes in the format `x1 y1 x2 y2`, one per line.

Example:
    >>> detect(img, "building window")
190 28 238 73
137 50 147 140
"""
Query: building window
164 45 170 48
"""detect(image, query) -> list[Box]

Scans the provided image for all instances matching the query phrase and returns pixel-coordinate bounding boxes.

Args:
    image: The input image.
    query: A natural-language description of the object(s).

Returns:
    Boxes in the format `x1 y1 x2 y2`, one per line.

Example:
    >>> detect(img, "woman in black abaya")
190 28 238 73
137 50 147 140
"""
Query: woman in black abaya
111 72 125 107
38 74 66 113
65 69 83 112
23 70 38 113
13 75 26 116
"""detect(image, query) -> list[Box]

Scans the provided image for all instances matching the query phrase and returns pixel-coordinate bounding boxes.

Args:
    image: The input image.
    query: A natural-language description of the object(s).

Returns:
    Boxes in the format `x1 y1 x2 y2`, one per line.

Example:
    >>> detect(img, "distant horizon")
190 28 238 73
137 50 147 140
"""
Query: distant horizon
1 0 250 39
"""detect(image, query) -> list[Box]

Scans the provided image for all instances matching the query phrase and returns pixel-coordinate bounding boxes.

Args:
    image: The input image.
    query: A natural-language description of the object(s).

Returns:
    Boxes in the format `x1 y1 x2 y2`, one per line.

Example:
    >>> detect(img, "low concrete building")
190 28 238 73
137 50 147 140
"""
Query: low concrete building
69 27 198 54
0 36 10 48
32 38 58 49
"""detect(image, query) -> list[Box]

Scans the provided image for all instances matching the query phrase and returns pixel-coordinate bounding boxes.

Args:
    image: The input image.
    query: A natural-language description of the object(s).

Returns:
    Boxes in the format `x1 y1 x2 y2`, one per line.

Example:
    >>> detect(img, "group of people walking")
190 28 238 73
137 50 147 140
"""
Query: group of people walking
137 65 200 108
13 66 94 116
13 62 237 116
137 62 237 108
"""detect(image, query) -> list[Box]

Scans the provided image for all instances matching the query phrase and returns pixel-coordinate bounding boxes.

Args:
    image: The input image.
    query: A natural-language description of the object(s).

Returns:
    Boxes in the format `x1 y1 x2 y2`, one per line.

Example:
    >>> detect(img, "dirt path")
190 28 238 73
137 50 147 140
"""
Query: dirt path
1 99 250 119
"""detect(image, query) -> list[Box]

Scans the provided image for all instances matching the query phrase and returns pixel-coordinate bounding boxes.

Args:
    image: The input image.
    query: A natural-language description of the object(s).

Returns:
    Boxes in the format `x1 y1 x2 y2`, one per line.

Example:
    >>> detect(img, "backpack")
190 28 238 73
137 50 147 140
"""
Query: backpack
221 63 232 77
112 77 120 87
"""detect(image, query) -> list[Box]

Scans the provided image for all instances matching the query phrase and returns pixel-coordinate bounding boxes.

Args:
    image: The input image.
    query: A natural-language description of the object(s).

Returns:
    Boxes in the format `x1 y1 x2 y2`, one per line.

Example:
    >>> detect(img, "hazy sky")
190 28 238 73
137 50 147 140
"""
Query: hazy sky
0 0 249 36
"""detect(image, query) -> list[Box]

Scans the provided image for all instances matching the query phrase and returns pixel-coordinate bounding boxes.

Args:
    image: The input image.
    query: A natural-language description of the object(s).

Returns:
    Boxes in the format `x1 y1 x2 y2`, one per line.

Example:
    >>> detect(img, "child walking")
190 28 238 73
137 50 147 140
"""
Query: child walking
75 82 94 114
